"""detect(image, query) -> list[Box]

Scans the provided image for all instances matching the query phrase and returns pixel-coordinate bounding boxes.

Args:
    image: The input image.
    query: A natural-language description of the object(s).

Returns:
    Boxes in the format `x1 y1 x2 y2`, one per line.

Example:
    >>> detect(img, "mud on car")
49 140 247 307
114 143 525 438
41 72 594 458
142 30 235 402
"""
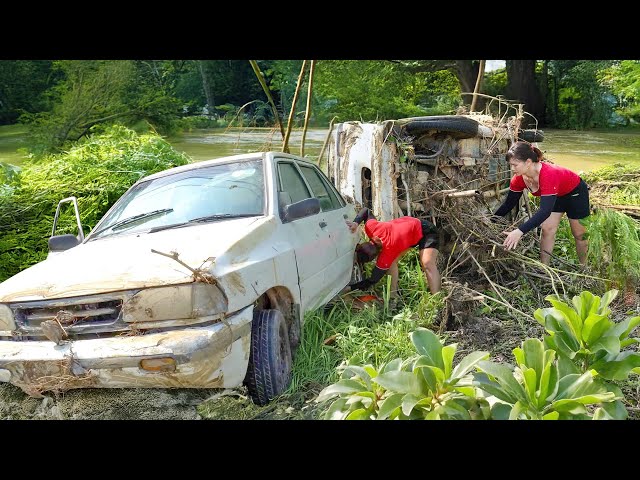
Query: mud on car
326 113 544 226
0 152 358 404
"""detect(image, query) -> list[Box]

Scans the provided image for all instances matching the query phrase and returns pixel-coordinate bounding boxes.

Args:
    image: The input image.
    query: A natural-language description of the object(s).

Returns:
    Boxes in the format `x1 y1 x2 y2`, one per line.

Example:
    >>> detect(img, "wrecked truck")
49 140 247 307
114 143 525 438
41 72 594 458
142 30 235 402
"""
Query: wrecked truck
0 152 359 404
326 113 544 226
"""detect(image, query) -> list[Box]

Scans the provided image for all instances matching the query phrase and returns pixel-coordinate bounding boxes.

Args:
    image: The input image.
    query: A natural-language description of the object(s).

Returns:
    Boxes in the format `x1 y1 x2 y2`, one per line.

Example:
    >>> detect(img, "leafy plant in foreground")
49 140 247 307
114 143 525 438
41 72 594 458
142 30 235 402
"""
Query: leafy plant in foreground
474 338 623 419
316 328 490 419
534 289 640 381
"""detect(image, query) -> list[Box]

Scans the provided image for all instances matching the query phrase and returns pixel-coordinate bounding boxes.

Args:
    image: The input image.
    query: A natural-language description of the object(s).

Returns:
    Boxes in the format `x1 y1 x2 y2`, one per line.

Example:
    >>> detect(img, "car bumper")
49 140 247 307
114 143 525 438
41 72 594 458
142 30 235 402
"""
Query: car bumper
0 305 253 396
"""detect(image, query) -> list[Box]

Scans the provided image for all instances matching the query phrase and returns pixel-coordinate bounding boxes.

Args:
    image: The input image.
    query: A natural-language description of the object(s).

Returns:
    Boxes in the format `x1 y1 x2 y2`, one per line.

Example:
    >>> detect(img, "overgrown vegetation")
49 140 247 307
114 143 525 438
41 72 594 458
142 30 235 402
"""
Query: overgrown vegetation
0 125 190 281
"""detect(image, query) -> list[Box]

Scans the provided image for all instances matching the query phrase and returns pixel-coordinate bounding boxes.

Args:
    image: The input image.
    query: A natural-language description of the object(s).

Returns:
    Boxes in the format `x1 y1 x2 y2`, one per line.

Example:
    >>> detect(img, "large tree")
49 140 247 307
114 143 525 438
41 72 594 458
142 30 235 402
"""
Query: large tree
505 60 545 127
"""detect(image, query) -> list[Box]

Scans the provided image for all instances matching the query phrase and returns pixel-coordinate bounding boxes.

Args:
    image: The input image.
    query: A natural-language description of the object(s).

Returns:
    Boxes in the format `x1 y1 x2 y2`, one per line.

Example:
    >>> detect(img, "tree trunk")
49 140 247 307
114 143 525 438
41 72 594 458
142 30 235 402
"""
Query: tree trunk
198 61 215 114
454 60 485 110
506 60 545 127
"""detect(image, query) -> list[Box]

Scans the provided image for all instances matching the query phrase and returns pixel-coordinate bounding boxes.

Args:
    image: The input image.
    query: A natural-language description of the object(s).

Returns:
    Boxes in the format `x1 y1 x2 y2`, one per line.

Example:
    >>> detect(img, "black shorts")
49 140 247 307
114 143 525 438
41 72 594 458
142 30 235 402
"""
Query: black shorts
552 178 590 219
412 219 439 250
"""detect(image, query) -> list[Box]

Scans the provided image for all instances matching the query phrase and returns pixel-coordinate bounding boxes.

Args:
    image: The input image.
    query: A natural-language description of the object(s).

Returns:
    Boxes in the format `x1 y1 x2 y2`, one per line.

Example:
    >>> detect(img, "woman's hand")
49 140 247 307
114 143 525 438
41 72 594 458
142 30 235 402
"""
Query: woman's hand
346 221 359 233
503 228 524 250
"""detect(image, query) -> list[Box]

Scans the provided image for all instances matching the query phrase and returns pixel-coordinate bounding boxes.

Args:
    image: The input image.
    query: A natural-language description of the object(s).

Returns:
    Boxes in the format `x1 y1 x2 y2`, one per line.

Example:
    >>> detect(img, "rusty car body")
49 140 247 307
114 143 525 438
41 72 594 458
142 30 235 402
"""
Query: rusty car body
0 152 358 404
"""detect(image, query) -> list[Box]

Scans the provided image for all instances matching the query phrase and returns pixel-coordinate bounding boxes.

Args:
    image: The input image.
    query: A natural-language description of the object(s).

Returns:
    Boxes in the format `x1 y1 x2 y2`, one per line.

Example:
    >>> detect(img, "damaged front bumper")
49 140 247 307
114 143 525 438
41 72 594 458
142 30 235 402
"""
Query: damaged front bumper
0 305 253 396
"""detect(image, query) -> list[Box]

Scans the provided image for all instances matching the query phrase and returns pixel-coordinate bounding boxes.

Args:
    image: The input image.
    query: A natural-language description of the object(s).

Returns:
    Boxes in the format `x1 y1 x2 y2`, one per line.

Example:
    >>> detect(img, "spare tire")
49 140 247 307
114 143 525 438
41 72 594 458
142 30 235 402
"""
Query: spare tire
518 129 545 143
400 116 479 139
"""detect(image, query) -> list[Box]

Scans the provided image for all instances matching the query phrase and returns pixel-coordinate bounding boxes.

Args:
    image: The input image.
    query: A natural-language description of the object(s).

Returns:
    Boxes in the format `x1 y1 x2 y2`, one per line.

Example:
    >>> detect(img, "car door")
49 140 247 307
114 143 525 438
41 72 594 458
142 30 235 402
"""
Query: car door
275 159 337 312
296 162 357 306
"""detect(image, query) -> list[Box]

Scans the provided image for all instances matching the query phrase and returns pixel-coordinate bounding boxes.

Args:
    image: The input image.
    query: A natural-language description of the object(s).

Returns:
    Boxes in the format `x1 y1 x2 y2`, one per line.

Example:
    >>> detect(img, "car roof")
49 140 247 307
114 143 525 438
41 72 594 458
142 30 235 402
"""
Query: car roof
139 151 317 184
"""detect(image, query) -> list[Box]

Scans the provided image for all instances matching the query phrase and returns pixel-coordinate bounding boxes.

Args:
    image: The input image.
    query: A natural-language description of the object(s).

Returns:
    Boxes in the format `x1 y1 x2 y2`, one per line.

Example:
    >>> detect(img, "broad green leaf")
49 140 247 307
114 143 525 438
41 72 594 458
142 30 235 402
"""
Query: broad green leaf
411 328 444 370
416 360 438 394
556 371 598 400
522 338 546 378
345 393 374 407
598 289 619 314
401 394 422 416
477 361 527 402
377 393 404 420
522 367 538 402
316 379 366 402
534 307 552 326
451 351 490 379
440 400 471 420
324 398 349 420
547 298 582 341
473 373 517 404
382 358 403 373
599 399 629 420
363 365 379 378
343 365 373 390
572 290 599 321
582 314 611 345
553 332 580 359
375 371 422 395
557 355 581 377
455 386 476 397
621 337 640 348
346 408 372 420
441 345 456 378
420 365 446 386
542 411 560 420
490 402 512 420
513 347 524 367
611 316 640 341
538 362 558 408
592 351 640 380
590 335 621 356
509 400 526 420
550 401 588 415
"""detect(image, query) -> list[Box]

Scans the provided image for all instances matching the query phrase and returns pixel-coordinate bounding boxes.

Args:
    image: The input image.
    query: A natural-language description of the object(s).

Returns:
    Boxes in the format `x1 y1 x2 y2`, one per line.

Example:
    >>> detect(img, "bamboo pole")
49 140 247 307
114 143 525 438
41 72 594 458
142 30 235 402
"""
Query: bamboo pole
470 60 486 113
282 60 308 154
317 116 338 173
300 60 316 157
249 60 286 142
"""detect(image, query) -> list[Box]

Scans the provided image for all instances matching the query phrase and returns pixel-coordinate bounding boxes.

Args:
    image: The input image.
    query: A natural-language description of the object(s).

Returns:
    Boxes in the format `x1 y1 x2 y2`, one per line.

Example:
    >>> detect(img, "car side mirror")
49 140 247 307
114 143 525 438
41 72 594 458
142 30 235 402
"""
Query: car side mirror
283 197 320 223
48 234 80 253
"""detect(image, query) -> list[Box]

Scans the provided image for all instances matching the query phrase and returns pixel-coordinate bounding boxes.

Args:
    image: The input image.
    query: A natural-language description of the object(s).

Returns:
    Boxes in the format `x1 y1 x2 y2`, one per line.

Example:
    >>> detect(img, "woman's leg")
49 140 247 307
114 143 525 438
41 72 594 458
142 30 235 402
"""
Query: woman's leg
569 218 588 265
419 247 441 294
388 259 400 298
539 212 563 265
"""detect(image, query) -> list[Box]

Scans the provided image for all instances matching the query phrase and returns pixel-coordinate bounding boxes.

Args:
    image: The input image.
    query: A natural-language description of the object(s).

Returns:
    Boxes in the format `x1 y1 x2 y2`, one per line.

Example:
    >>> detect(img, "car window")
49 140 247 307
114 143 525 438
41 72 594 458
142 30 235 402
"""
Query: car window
90 159 265 239
298 164 344 211
277 162 311 204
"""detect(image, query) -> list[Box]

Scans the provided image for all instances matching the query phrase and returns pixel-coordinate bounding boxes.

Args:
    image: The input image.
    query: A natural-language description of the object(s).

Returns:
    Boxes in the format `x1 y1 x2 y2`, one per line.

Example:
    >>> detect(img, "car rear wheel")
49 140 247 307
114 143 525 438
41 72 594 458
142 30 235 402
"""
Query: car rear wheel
244 309 292 405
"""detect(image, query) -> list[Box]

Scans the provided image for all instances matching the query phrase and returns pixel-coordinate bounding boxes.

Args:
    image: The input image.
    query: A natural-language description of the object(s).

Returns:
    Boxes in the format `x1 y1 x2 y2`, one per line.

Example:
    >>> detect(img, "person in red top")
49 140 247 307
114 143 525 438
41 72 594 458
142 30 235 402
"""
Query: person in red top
493 141 590 265
344 208 441 295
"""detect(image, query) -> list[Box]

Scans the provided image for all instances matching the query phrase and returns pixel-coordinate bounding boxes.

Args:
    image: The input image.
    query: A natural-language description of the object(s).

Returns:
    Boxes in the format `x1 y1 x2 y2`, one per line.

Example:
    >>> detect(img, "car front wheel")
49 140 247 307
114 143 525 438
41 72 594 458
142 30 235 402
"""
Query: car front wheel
244 309 292 405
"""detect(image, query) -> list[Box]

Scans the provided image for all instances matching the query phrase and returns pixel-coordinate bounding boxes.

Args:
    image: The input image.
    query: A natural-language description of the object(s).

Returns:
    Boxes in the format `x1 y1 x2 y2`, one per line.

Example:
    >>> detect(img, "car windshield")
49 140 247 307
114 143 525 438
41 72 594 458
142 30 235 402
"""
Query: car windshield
89 159 265 240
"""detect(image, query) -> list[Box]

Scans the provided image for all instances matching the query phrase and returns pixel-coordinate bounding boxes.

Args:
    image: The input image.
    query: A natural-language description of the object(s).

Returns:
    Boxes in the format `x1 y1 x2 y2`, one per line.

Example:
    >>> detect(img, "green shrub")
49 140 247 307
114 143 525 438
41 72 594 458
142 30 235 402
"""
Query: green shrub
0 124 190 281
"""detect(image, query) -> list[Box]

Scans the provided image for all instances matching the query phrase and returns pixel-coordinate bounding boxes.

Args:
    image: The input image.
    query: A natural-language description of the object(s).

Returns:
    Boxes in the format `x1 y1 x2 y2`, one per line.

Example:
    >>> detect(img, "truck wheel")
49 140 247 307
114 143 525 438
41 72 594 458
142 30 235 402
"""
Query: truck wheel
400 116 479 139
244 309 292 405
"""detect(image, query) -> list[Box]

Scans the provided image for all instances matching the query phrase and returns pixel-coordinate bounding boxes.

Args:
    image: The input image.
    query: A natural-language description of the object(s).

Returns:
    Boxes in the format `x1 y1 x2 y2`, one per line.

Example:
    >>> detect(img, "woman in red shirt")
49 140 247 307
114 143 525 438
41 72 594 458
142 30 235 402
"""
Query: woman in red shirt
345 208 441 295
493 141 590 265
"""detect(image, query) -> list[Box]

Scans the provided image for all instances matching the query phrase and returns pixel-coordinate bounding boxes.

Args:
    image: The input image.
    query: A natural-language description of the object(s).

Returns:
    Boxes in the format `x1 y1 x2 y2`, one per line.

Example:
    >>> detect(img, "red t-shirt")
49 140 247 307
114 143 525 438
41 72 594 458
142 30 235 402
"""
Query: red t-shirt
364 217 423 270
510 162 580 197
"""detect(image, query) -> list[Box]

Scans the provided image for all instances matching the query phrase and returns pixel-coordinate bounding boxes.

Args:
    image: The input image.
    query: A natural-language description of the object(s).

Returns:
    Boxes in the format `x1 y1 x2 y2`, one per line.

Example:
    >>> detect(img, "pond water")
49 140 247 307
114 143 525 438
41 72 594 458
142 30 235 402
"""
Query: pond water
2 126 640 174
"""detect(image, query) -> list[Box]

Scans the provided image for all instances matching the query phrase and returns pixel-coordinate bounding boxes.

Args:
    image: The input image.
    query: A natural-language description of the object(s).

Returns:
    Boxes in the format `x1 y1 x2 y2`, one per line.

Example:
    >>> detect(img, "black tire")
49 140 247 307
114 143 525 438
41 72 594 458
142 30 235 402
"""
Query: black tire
400 116 479 139
244 309 292 405
518 129 545 142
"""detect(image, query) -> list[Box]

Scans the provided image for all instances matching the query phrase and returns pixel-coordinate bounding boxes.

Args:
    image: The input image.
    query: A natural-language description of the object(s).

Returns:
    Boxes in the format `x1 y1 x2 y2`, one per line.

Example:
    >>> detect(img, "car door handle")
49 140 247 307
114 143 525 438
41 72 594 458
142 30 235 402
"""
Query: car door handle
319 221 327 228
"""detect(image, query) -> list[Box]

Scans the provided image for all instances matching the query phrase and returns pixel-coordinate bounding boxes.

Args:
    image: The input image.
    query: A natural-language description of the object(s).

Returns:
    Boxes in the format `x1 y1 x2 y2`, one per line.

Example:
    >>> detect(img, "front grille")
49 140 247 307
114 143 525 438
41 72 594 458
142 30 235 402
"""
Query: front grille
11 292 135 338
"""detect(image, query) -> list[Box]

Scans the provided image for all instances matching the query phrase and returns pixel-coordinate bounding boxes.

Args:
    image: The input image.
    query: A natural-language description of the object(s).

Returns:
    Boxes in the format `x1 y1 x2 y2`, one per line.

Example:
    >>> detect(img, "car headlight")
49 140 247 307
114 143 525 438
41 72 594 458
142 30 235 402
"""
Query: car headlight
0 304 15 331
122 284 228 323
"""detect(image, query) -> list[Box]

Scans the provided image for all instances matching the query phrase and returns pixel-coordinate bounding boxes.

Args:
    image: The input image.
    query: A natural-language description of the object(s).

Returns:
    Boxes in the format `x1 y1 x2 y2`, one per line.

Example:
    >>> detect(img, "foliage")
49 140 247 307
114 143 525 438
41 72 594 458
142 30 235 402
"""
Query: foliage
0 61 57 125
316 327 490 419
534 290 640 381
0 125 190 282
474 338 623 419
598 60 640 124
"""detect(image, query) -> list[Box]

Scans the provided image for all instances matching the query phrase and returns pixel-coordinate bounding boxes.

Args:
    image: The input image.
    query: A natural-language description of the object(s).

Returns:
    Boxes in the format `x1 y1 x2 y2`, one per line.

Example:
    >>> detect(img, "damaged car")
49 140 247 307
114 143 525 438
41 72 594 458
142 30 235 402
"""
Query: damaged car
326 112 544 224
0 152 358 404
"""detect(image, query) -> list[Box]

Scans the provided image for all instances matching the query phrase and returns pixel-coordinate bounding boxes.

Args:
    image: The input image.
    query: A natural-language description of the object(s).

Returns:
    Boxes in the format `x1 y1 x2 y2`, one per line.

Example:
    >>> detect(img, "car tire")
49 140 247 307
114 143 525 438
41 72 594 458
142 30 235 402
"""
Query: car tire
400 116 479 139
244 309 292 406
518 129 544 142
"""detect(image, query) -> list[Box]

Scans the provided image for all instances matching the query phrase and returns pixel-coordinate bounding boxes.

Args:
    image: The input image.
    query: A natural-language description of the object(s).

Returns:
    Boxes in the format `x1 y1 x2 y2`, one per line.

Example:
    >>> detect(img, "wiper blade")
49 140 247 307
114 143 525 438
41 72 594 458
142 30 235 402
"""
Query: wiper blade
189 213 261 223
148 222 189 233
92 208 174 236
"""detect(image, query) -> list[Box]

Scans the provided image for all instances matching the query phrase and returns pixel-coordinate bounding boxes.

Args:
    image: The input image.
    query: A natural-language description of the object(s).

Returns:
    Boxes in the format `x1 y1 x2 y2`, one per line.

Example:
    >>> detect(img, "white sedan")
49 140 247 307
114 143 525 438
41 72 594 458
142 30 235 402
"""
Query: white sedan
0 152 358 404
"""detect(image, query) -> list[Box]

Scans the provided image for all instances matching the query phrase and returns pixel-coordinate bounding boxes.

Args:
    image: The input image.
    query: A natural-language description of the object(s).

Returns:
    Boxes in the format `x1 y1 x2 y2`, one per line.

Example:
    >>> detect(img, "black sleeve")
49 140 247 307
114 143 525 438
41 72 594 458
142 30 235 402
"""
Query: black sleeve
518 195 557 234
493 190 523 218
349 266 387 291
353 207 376 225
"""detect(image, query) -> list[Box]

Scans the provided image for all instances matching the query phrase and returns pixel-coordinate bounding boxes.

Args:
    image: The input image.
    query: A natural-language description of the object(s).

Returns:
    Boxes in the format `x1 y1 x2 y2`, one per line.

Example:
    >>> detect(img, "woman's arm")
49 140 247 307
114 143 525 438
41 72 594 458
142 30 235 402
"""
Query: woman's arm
518 195 556 233
493 190 523 217
349 266 386 291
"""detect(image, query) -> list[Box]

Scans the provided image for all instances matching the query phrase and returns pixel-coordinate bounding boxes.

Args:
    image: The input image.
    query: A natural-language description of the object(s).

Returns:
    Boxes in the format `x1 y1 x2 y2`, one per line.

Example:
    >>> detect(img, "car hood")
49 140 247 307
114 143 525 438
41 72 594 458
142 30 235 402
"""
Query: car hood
0 217 269 302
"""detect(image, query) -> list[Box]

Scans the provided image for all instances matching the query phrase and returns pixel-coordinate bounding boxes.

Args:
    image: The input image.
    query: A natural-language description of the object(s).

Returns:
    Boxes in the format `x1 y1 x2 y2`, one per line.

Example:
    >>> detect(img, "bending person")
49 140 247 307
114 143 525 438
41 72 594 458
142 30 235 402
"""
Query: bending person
345 207 441 296
494 141 590 265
